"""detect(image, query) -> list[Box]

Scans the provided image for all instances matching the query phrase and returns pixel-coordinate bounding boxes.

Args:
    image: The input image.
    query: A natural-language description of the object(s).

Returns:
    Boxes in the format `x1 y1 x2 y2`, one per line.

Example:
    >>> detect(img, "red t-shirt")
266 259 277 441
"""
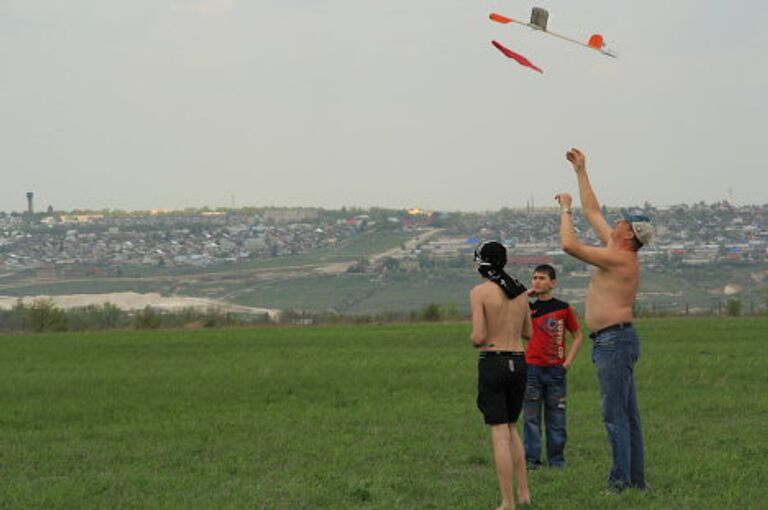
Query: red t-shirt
525 298 580 367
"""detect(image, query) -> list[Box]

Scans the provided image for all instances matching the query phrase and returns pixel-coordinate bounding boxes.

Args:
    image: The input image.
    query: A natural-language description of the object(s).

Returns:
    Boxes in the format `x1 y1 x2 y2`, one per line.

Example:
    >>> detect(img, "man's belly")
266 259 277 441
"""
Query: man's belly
585 294 634 331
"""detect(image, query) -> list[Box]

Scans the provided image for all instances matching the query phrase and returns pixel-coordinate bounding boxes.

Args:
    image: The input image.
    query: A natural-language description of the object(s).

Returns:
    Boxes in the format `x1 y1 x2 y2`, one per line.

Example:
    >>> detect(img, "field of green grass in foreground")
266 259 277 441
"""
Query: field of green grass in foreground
1 318 767 509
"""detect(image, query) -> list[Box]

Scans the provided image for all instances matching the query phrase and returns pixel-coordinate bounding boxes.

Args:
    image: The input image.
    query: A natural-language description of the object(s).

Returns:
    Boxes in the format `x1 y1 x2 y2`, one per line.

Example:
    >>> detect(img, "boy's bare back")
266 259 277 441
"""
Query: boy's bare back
471 281 532 352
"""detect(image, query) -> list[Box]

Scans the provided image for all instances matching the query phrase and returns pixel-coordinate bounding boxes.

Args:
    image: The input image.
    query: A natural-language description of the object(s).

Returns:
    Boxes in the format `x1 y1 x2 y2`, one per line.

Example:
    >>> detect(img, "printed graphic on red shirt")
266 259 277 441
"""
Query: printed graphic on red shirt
525 298 579 367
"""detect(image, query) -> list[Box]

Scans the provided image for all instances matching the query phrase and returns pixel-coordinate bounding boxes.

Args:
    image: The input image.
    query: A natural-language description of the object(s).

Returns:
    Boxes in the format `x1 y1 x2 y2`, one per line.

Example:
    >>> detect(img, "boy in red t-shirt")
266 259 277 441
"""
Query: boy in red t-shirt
523 264 583 468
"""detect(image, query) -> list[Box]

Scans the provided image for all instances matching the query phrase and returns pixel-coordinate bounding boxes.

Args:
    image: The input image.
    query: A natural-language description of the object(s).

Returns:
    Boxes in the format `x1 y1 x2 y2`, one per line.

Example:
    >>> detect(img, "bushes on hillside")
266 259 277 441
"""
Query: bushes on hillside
2 295 763 335
133 306 162 329
0 301 265 333
725 298 742 317
67 303 127 331
417 303 461 322
13 299 68 332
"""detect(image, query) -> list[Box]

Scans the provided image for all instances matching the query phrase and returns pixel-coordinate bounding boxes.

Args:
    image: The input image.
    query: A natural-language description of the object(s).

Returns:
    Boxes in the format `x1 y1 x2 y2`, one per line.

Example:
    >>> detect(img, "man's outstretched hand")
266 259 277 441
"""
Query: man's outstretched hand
556 193 573 209
566 148 586 173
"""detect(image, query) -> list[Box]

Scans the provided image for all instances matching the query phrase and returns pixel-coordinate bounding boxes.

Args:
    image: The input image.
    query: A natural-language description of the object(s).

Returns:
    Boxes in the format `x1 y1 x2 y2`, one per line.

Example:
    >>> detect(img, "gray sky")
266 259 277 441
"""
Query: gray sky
1 0 766 213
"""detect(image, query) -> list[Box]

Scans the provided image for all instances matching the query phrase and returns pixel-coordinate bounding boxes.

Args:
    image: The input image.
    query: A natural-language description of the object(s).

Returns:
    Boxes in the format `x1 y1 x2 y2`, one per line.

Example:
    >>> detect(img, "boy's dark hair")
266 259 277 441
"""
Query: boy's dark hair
533 264 556 280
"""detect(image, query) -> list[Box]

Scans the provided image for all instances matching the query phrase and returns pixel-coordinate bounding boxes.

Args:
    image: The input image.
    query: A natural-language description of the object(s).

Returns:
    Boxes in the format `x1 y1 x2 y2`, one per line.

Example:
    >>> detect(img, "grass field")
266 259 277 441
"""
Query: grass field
1 318 767 509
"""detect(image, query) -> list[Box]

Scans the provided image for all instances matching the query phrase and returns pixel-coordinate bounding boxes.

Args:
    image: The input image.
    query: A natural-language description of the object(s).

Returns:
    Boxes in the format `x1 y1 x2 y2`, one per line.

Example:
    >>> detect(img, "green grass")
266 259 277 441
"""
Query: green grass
233 274 379 311
0 280 165 297
1 318 767 509
345 271 478 314
228 271 479 313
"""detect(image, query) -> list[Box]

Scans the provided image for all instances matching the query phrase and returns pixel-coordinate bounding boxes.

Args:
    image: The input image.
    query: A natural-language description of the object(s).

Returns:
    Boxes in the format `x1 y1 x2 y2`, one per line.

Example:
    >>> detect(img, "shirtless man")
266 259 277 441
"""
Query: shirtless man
555 148 652 492
470 241 532 509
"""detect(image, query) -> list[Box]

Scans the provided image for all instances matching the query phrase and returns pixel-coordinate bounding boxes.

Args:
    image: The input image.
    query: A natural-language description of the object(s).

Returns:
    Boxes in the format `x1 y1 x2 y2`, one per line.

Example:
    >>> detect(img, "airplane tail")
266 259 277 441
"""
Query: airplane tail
587 34 604 49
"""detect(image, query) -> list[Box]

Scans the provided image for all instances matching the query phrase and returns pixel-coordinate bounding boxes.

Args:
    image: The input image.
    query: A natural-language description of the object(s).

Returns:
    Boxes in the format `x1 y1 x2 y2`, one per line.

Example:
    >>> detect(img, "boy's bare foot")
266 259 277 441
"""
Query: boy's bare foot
517 489 531 505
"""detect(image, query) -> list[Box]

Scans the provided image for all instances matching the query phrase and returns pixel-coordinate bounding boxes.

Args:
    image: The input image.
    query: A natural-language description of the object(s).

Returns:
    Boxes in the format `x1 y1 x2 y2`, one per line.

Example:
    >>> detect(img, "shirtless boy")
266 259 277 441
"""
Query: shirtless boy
470 241 533 509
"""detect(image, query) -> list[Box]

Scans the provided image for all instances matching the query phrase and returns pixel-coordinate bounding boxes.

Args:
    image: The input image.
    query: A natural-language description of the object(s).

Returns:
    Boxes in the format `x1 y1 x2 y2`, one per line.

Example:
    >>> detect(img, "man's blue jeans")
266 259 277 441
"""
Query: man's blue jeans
591 325 646 490
523 364 567 467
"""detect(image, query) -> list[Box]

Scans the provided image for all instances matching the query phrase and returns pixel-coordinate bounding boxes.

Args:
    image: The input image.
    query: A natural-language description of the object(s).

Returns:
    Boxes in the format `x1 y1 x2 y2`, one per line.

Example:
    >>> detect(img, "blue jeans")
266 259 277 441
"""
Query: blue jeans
523 364 567 467
591 325 646 490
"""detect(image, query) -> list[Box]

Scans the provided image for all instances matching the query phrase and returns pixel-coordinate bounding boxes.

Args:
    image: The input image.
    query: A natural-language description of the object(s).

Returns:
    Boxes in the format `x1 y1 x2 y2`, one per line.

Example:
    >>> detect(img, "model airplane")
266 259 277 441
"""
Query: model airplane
490 7 617 58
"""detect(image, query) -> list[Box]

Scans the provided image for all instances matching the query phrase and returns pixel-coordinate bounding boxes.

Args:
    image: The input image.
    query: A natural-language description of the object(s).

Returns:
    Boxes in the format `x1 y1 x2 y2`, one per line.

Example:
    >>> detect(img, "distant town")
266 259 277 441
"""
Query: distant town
2 194 766 277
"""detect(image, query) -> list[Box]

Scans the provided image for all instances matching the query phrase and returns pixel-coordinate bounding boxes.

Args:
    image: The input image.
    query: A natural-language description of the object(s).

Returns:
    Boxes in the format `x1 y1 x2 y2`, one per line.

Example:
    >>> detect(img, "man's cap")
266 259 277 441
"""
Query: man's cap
474 241 507 268
620 209 653 246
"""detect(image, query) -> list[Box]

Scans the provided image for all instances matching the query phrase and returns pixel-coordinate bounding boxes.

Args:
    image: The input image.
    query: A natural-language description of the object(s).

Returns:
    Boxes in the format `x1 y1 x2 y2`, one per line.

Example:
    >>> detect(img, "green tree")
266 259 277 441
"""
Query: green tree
99 303 123 328
725 298 742 317
421 303 442 322
28 298 68 332
10 299 29 331
381 257 400 272
417 252 434 269
133 306 161 329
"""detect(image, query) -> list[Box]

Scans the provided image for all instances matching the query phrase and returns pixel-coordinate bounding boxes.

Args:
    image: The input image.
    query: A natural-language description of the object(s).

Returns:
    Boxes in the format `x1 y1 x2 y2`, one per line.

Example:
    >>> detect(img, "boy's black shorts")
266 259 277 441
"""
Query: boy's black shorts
477 351 527 425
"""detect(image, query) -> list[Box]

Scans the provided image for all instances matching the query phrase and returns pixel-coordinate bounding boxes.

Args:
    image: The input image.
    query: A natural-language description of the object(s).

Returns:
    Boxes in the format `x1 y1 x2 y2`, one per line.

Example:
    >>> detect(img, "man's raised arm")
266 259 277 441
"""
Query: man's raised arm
566 148 613 245
556 192 624 270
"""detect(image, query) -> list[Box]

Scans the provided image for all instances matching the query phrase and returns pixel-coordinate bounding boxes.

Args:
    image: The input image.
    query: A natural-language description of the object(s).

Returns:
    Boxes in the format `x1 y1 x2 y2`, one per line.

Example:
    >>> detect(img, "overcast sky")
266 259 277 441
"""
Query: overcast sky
1 0 766 213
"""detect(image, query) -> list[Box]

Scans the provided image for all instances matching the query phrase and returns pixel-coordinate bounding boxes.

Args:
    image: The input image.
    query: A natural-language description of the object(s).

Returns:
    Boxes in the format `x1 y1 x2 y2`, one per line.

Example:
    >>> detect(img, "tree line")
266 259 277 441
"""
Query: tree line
0 299 466 334
1 296 764 335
